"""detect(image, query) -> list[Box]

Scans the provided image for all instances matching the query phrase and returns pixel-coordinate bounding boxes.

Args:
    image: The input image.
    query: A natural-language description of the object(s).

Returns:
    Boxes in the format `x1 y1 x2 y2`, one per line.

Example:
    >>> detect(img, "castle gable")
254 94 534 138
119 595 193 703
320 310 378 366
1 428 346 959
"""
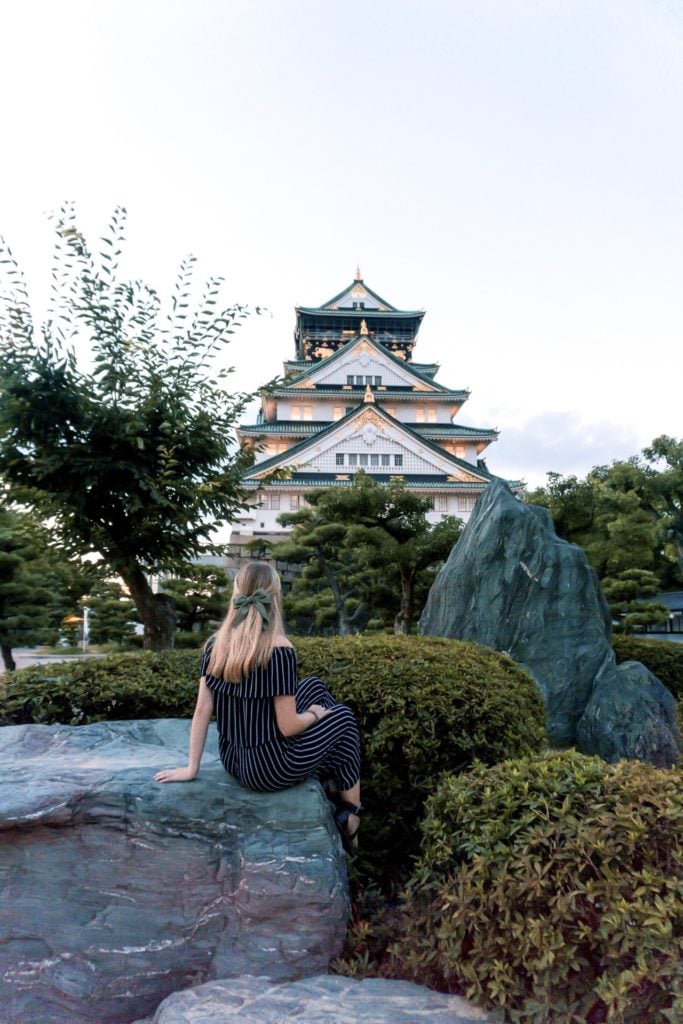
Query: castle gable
246 405 489 483
286 336 442 393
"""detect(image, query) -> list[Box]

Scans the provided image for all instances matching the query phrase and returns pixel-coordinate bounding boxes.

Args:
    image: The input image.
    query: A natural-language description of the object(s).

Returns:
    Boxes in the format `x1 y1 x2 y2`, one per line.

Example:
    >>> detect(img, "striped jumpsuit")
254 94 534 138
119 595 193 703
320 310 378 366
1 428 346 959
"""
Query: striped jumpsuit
200 643 361 793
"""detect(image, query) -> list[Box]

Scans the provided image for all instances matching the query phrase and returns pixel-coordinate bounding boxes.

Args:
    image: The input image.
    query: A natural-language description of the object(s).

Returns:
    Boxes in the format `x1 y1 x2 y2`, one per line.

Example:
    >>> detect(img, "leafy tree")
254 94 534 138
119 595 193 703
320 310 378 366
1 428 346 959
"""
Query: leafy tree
641 435 683 585
160 563 231 633
601 570 669 635
526 438 683 589
0 206 255 650
0 505 58 670
81 579 137 645
275 499 365 635
321 474 462 633
274 474 462 635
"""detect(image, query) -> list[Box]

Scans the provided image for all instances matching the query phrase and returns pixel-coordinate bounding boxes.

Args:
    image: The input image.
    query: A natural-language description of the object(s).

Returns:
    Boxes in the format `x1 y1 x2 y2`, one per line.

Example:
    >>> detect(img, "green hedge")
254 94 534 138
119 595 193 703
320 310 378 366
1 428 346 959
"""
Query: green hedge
296 636 546 886
0 636 546 888
0 651 199 724
612 635 683 701
389 751 683 1024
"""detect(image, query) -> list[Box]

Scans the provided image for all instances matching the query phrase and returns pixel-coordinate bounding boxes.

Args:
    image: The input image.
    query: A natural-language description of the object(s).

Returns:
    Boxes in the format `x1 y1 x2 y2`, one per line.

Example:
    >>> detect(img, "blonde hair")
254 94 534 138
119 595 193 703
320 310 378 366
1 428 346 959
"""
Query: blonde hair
206 561 285 682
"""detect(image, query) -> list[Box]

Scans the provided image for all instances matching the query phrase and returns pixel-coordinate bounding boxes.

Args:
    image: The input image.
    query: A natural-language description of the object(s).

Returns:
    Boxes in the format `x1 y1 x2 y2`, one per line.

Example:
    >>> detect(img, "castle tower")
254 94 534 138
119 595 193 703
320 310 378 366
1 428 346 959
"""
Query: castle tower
231 274 520 543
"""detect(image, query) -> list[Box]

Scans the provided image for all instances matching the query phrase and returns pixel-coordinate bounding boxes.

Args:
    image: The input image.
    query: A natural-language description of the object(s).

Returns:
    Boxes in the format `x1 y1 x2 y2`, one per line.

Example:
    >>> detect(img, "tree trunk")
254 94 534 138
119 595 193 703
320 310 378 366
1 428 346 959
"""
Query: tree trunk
319 558 352 635
1 644 16 672
116 562 177 652
394 569 415 635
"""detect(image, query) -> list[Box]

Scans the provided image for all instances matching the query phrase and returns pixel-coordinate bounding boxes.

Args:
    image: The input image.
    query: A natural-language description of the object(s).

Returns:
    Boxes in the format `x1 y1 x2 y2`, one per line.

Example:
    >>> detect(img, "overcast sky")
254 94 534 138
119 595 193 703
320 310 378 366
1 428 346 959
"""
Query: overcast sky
0 0 680 488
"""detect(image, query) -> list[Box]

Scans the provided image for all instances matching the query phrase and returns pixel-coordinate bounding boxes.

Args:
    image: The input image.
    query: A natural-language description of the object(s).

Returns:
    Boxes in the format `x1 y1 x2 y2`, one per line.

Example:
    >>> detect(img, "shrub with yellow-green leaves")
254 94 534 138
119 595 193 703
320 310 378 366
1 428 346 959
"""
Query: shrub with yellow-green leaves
389 751 682 1024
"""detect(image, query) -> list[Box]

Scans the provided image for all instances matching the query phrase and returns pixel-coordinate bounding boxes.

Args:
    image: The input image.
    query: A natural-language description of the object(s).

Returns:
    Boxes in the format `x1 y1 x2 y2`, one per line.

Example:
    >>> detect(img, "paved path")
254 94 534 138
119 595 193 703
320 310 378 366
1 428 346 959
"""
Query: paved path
0 649 101 677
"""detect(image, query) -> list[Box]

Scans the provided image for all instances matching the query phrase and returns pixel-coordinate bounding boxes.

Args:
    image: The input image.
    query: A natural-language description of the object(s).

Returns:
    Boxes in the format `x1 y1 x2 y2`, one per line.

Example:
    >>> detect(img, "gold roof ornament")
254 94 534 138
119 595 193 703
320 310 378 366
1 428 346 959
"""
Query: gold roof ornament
363 383 375 404
360 318 369 335
354 265 362 281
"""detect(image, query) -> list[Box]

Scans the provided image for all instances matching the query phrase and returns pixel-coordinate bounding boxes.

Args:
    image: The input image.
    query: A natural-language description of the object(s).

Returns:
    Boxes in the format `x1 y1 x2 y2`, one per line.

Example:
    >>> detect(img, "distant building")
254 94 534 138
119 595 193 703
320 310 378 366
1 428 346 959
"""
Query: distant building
231 272 522 545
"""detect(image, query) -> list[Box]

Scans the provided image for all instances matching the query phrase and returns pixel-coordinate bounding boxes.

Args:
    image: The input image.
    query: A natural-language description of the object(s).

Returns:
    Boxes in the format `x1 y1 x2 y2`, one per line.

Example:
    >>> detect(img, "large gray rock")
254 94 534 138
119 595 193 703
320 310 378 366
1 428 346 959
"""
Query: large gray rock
136 975 492 1023
0 719 348 1024
420 480 679 765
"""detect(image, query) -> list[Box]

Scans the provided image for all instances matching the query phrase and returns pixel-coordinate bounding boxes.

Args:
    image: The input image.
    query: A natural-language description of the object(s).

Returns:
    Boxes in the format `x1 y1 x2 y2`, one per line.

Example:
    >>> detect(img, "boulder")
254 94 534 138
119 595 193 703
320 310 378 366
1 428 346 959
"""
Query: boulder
135 974 492 1024
577 659 680 766
0 719 348 1024
420 480 679 765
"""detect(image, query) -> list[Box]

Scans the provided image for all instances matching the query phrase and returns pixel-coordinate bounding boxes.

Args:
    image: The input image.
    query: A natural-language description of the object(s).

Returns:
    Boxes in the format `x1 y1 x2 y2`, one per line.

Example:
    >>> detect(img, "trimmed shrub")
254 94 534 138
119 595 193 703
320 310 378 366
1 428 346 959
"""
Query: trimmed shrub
612 635 683 701
0 636 546 888
296 636 546 885
390 751 683 1024
0 652 199 725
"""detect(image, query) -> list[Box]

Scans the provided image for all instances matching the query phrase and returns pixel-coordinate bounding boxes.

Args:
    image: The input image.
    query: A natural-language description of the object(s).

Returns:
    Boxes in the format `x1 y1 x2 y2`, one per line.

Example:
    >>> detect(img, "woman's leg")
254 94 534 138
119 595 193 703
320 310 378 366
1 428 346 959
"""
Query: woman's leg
295 675 336 712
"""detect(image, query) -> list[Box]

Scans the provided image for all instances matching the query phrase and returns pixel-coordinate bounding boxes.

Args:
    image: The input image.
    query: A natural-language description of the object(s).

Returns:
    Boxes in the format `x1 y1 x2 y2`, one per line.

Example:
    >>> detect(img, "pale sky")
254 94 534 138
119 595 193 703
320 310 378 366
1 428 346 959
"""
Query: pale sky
0 0 681 488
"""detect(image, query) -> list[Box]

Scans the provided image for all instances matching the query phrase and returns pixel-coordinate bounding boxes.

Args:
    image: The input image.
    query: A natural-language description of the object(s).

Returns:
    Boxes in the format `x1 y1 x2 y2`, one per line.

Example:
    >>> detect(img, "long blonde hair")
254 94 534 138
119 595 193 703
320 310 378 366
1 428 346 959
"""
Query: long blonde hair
206 561 286 682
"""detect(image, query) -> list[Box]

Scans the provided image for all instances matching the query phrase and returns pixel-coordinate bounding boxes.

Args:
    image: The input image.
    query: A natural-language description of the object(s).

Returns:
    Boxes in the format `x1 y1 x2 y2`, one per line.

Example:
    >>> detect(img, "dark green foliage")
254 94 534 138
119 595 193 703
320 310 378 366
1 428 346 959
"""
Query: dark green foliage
602 569 669 635
389 752 682 1024
276 473 462 635
296 635 546 886
83 580 137 645
0 206 255 649
0 651 199 725
612 635 683 700
526 437 683 590
160 564 231 632
0 635 546 889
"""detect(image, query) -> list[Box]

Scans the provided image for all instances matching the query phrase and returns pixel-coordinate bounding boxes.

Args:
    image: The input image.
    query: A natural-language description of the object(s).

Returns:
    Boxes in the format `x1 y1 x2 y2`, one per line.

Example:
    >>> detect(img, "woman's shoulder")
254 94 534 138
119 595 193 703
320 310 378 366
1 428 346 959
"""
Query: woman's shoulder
272 636 294 650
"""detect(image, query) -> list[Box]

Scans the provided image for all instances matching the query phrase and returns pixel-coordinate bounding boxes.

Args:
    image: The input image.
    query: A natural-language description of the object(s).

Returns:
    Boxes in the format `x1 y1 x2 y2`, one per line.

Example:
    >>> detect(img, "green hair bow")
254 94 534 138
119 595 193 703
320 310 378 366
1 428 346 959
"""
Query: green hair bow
233 589 272 629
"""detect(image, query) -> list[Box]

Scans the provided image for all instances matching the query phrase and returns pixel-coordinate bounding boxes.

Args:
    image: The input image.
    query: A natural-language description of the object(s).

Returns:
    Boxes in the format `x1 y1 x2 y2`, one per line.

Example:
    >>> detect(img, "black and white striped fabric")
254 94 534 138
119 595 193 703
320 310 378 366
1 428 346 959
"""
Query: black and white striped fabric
200 643 361 793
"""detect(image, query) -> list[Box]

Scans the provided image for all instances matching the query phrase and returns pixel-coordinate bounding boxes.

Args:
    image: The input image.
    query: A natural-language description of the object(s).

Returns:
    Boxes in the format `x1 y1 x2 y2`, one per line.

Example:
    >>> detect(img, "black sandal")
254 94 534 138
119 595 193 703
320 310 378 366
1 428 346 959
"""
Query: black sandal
333 801 363 854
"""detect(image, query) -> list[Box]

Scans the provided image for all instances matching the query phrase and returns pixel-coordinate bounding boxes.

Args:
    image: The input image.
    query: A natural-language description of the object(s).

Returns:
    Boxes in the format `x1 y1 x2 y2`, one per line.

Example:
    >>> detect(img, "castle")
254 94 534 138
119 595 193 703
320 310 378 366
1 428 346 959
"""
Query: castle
231 272 519 544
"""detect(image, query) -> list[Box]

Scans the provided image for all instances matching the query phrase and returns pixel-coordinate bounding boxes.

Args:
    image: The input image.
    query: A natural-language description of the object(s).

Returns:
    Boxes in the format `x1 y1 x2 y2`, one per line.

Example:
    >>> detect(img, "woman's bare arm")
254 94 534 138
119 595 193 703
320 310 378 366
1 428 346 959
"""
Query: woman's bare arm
274 695 329 737
154 678 214 782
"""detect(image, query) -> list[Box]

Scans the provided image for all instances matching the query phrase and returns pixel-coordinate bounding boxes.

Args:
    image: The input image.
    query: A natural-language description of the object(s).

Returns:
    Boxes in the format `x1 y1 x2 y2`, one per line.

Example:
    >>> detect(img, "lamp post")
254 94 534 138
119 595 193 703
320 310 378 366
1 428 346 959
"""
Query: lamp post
82 606 90 654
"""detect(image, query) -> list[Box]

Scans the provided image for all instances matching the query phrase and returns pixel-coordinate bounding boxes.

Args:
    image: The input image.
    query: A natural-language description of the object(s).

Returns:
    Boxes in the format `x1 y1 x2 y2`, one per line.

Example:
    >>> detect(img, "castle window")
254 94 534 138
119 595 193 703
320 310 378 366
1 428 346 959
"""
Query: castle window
347 375 354 385
333 406 343 420
416 409 425 423
374 376 382 385
290 495 300 510
394 454 403 467
386 406 396 417
291 406 301 420
457 495 477 512
359 453 368 466
348 454 358 466
455 445 466 459
336 453 344 466
269 495 280 510
345 406 354 414
303 405 313 421
381 454 390 466
428 408 437 422
355 376 364 385
365 375 373 385
437 495 448 511
370 454 379 466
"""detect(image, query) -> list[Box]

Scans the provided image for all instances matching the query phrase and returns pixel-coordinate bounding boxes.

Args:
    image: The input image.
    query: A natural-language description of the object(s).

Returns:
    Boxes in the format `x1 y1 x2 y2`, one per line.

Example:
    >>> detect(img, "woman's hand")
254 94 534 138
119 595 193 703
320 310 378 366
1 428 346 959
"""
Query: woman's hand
153 766 197 783
308 704 331 720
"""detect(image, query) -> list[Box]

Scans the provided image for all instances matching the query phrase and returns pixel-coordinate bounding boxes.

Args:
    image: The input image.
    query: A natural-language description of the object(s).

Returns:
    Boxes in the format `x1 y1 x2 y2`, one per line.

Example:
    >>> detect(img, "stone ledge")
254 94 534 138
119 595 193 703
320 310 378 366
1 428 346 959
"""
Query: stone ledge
0 720 348 1024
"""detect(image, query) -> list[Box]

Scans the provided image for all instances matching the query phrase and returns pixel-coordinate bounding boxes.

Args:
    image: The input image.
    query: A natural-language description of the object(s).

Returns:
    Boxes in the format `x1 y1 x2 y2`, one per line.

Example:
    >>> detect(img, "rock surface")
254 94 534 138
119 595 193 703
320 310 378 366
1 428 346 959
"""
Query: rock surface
420 480 679 765
133 975 492 1024
0 719 348 1024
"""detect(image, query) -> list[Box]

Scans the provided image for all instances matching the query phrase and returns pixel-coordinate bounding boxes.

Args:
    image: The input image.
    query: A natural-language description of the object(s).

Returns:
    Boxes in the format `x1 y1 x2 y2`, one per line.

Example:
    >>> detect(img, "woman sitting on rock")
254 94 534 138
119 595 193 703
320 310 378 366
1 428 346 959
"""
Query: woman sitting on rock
154 561 363 851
